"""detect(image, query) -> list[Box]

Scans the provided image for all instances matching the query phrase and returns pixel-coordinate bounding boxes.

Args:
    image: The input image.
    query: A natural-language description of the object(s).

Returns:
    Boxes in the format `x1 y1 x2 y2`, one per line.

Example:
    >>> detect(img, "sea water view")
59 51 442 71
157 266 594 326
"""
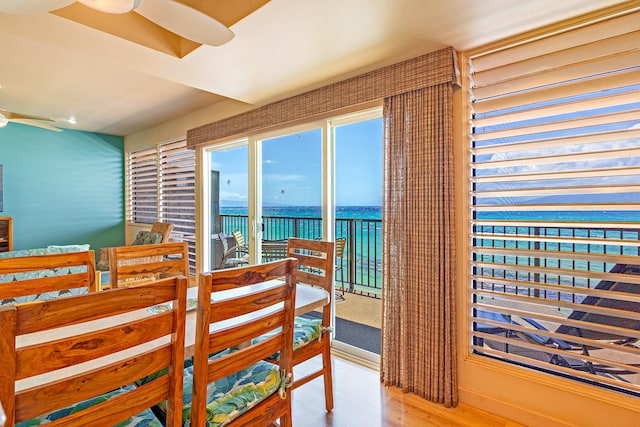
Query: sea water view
219 205 383 297
218 206 640 301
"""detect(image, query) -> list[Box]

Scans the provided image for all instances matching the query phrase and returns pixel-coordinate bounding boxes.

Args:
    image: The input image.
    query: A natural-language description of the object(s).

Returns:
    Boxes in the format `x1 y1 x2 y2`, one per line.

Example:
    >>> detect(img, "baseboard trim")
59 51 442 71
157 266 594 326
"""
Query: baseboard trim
331 341 380 371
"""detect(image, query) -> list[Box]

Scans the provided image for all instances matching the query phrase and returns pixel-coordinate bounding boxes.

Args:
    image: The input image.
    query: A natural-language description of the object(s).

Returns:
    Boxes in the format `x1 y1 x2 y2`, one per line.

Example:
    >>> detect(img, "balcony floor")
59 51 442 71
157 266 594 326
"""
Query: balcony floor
335 291 381 329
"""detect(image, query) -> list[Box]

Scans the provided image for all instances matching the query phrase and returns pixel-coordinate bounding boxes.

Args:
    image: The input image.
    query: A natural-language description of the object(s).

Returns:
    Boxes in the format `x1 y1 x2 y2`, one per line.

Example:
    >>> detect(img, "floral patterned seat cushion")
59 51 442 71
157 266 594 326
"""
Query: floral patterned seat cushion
132 231 163 246
15 384 162 427
0 245 91 306
0 266 89 306
150 350 281 427
251 316 323 360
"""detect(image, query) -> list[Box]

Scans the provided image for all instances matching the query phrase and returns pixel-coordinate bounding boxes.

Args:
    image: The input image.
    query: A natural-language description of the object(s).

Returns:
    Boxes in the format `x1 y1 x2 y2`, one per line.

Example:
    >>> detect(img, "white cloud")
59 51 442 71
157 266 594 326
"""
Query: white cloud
264 173 305 183
220 191 247 201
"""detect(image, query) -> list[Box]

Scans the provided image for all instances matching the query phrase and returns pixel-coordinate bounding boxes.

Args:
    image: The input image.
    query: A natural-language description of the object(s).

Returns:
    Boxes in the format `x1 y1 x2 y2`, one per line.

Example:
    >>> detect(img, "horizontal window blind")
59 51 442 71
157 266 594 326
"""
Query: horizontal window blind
127 147 158 224
468 8 640 394
126 139 196 273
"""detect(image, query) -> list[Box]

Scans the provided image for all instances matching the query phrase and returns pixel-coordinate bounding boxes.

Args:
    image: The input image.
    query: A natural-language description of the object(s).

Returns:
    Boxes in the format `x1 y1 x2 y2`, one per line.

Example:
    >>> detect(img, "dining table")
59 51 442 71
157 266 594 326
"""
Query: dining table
15 281 330 392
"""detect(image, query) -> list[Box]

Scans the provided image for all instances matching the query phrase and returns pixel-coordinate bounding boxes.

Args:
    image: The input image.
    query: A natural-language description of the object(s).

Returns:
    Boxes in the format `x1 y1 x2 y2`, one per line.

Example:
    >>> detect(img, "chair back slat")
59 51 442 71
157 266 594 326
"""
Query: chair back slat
209 336 285 383
15 282 178 334
210 283 289 322
17 311 174 379
208 310 286 355
0 251 98 300
206 258 293 291
16 346 173 421
108 242 189 288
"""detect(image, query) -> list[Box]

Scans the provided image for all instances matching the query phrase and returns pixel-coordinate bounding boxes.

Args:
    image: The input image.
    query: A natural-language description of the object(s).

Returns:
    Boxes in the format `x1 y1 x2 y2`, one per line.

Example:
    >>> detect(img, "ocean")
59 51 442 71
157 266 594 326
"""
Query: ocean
219 206 640 295
220 205 383 294
220 205 382 220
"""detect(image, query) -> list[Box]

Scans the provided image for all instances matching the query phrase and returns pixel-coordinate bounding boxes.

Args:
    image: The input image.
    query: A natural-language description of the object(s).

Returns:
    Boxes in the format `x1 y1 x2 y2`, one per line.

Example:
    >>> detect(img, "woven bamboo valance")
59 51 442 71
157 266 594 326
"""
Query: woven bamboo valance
187 46 459 148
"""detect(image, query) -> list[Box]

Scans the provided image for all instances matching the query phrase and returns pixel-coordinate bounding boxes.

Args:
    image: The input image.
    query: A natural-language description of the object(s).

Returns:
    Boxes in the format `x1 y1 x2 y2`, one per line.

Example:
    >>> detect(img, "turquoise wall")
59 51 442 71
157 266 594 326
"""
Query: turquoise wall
0 122 125 256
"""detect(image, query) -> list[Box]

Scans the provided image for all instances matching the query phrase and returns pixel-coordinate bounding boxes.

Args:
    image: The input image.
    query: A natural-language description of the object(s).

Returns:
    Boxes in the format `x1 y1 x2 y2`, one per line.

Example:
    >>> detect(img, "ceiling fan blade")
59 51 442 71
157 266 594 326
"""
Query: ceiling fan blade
10 119 62 132
0 0 74 14
134 0 234 46
3 111 55 122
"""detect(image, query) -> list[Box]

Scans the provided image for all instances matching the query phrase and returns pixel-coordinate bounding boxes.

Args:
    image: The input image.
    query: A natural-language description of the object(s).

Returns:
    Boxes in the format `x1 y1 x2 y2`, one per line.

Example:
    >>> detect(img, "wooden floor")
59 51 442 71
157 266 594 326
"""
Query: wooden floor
292 355 515 427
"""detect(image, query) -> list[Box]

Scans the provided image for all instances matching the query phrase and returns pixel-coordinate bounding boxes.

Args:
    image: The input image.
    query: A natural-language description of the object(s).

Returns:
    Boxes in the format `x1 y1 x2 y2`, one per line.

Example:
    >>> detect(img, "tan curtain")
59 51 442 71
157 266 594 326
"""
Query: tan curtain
381 83 457 407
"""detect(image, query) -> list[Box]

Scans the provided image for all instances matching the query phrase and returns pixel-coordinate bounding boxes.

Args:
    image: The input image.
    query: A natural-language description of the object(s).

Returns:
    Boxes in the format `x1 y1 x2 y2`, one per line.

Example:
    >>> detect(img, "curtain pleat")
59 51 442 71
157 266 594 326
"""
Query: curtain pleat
381 83 457 407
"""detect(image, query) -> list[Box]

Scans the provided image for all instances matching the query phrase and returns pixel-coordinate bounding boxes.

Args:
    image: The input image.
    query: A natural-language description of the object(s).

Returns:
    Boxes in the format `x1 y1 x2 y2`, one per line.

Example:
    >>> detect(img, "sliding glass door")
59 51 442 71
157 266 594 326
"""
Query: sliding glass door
200 108 383 363
259 127 323 261
332 111 383 358
205 141 249 271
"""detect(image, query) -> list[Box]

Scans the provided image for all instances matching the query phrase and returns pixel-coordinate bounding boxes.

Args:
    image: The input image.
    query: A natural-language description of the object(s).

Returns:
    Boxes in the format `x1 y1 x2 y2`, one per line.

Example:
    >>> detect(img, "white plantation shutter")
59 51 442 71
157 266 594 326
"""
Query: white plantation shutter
126 139 196 272
468 8 640 394
127 147 158 224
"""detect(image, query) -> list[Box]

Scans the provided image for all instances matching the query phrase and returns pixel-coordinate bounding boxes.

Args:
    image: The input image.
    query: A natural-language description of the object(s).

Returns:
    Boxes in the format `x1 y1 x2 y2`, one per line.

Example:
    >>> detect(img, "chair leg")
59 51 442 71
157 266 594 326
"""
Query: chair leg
322 338 334 412
279 412 292 427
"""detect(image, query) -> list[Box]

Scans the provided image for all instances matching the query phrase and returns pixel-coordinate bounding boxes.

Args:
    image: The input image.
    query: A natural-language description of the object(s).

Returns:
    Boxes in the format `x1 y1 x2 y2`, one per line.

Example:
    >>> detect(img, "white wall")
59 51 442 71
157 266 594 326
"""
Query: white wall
125 98 254 152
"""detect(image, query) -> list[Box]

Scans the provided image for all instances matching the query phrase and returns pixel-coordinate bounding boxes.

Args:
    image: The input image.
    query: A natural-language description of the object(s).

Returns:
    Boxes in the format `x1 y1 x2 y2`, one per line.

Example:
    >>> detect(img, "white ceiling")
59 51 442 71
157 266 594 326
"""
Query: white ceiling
0 0 629 135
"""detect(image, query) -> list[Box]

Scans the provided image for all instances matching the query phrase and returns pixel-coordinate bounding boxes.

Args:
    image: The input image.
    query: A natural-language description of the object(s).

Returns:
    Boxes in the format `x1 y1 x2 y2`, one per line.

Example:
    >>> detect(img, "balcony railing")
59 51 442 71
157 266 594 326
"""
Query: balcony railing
219 214 382 298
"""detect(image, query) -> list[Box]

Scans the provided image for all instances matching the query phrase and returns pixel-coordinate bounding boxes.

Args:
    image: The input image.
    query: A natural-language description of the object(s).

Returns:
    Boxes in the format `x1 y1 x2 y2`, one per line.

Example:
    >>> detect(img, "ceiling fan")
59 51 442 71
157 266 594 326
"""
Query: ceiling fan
0 0 234 46
0 109 61 132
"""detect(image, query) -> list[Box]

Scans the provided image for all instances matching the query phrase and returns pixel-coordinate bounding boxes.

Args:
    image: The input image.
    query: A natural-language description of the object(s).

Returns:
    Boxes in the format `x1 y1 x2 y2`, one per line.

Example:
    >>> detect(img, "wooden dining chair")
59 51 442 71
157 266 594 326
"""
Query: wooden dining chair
0 250 98 306
286 237 335 412
188 259 298 426
108 241 189 288
97 221 174 271
0 275 188 426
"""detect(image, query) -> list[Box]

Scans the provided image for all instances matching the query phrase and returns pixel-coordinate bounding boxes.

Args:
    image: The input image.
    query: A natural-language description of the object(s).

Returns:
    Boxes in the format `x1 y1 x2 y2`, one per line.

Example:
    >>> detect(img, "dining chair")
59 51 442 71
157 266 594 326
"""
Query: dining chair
97 221 174 271
286 237 335 412
261 239 289 262
188 258 298 426
0 250 98 306
108 241 189 288
0 275 188 426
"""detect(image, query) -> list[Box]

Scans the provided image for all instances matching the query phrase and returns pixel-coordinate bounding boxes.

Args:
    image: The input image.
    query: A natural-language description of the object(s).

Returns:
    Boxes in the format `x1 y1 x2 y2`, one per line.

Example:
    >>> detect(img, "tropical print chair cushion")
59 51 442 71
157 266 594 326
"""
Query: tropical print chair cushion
0 244 91 306
151 350 281 427
132 231 163 246
15 385 162 427
292 316 323 348
251 316 323 359
0 266 89 306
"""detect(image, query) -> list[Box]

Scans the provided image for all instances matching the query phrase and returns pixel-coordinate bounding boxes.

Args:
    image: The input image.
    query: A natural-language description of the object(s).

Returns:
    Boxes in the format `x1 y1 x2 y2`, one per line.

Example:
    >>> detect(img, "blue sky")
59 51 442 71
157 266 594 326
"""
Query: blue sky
211 117 383 207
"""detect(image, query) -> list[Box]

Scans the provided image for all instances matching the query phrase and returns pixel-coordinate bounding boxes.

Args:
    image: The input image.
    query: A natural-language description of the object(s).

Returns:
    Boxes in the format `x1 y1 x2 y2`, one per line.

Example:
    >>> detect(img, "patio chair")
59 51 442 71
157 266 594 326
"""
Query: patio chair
97 221 174 271
286 237 335 412
217 230 250 269
0 276 188 426
107 241 189 288
186 259 297 426
335 237 347 293
475 263 640 377
520 263 640 375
